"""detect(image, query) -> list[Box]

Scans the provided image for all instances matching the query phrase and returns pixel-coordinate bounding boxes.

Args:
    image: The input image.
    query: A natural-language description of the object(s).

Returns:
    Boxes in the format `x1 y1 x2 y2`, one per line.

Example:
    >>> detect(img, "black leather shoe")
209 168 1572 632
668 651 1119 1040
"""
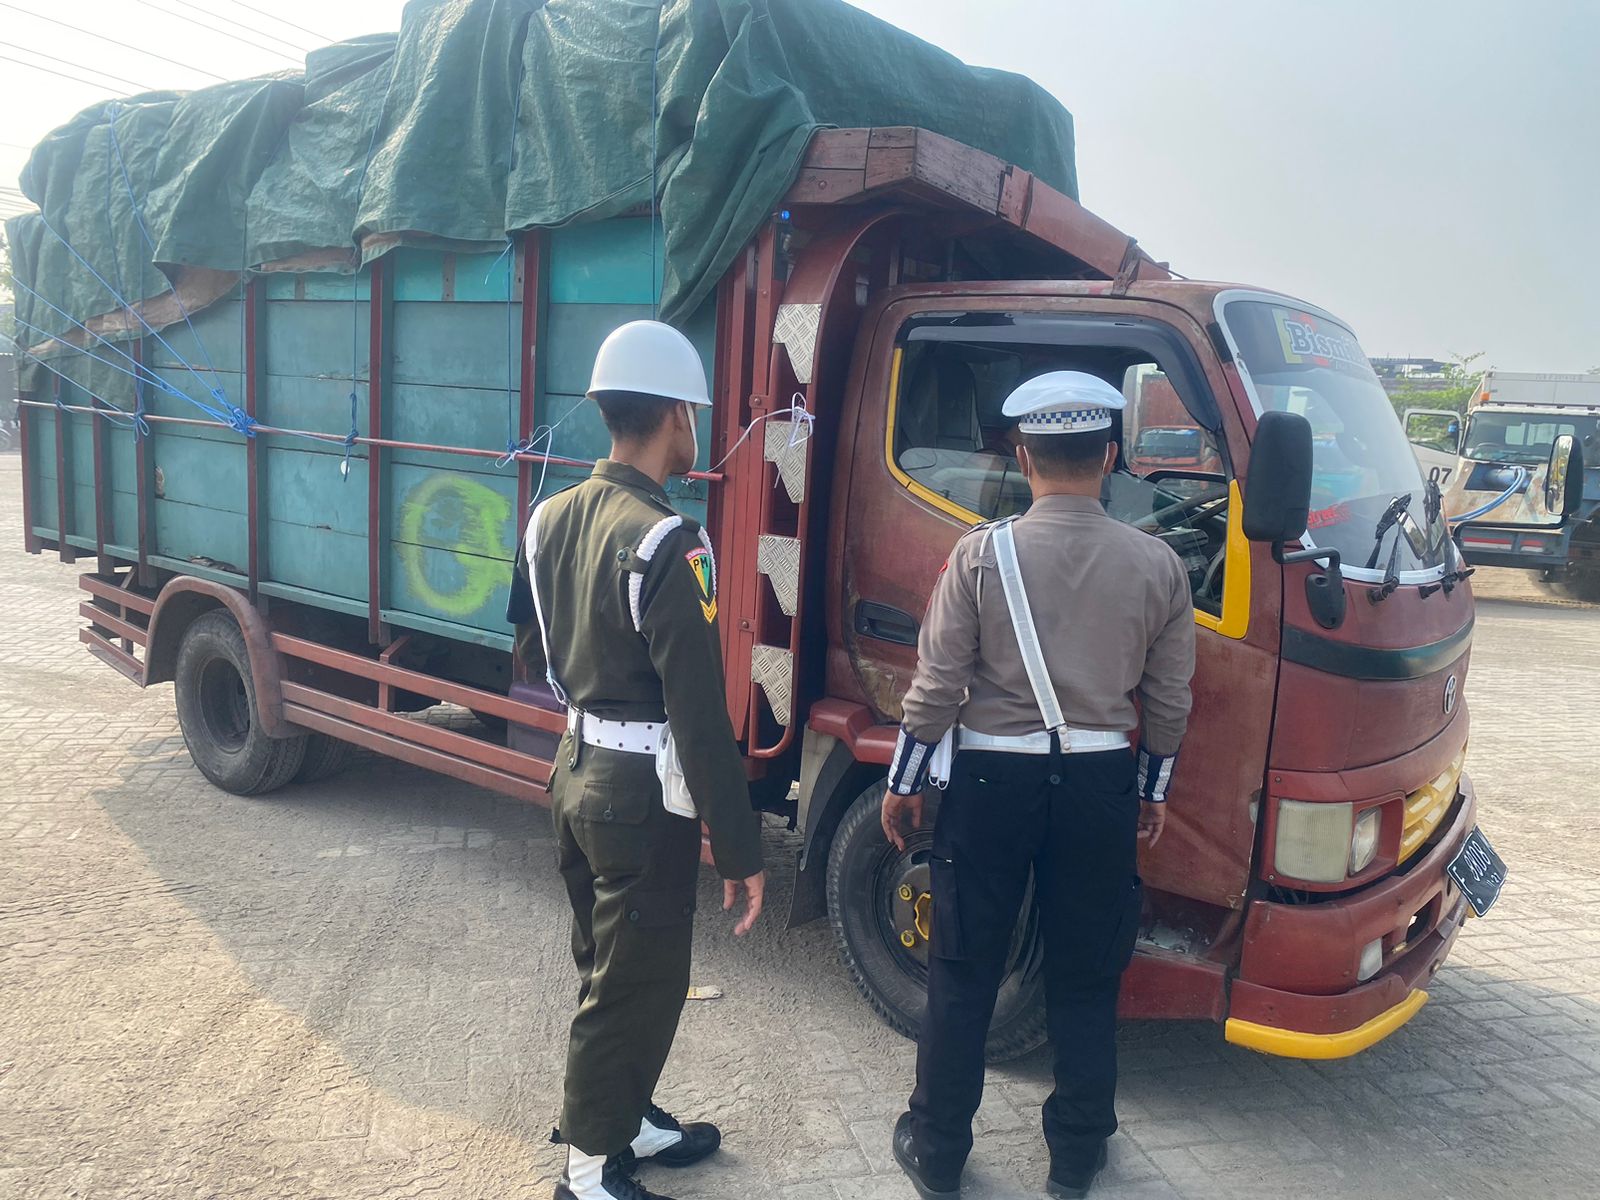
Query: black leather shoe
635 1104 722 1168
891 1111 961 1199
554 1154 677 1200
1046 1140 1108 1198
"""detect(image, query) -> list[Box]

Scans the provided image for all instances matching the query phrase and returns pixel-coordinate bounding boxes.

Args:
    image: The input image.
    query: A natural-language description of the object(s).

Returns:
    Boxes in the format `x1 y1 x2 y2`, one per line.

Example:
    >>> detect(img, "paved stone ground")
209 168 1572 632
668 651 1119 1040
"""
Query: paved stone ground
3 450 1600 1200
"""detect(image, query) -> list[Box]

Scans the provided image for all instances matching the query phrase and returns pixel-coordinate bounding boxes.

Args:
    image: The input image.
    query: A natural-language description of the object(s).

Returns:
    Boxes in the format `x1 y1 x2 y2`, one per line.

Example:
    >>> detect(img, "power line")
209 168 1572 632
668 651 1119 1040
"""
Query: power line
0 50 136 96
166 0 312 54
7 44 157 92
133 0 305 64
222 0 332 45
0 3 228 82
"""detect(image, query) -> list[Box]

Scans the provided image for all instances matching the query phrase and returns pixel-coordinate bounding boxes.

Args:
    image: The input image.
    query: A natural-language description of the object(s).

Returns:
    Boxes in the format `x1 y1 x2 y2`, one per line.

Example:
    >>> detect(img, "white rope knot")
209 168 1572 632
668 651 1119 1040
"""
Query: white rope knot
709 391 816 474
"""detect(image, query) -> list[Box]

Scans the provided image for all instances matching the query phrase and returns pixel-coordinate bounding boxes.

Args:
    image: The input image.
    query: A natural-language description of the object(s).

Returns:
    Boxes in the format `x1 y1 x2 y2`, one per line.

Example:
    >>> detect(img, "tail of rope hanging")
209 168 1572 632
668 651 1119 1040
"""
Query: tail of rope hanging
707 392 816 475
340 390 359 480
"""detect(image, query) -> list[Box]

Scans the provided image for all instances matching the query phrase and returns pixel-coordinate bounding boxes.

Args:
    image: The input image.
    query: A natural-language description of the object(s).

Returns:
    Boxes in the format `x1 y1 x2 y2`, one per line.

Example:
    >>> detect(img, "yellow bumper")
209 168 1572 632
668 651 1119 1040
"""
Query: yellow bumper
1223 988 1429 1060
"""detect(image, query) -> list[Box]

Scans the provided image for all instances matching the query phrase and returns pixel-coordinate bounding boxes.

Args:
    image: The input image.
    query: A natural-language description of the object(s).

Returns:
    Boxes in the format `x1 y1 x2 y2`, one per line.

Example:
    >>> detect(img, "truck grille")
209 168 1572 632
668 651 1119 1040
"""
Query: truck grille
1400 747 1465 863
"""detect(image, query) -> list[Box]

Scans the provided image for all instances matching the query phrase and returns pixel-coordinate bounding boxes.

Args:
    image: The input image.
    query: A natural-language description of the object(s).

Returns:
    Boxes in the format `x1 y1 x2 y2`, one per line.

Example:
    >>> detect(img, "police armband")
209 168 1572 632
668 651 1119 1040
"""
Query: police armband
1136 746 1176 804
888 727 938 796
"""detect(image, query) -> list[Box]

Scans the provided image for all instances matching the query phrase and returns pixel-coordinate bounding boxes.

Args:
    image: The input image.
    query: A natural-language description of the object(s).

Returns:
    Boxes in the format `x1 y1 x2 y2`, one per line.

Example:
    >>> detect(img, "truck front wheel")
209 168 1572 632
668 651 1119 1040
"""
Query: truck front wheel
174 609 306 795
825 780 1048 1063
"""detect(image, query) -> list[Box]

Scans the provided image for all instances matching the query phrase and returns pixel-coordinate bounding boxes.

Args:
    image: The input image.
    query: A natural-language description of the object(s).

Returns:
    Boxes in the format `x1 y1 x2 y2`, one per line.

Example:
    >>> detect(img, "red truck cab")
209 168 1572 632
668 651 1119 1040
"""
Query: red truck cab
749 145 1490 1058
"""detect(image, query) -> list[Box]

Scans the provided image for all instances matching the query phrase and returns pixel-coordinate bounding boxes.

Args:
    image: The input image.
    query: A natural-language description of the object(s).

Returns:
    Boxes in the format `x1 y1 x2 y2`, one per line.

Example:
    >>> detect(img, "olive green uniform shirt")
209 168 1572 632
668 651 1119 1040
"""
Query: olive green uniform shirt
507 460 763 881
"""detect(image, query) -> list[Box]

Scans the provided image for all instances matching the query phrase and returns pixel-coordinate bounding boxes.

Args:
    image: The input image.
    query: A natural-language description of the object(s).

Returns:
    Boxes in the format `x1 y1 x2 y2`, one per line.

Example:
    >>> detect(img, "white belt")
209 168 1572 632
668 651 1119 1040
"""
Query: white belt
957 725 1129 755
569 708 667 756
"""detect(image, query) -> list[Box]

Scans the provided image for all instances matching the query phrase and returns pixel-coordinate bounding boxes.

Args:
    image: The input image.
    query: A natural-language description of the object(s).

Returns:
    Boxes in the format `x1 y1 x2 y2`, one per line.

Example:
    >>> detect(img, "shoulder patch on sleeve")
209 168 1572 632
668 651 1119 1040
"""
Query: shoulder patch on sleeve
684 542 717 623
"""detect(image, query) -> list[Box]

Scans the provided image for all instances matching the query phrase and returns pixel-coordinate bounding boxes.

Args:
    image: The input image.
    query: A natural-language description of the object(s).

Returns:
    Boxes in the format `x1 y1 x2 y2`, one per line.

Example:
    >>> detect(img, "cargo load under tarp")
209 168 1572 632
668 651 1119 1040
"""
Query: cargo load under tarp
6 0 1076 377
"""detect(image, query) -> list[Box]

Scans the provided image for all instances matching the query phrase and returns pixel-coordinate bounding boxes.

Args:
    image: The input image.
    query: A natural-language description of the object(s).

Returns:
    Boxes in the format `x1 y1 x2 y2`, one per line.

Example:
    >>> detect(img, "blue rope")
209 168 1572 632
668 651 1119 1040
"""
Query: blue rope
13 314 243 432
1451 467 1529 525
22 350 147 433
33 214 254 435
341 389 359 480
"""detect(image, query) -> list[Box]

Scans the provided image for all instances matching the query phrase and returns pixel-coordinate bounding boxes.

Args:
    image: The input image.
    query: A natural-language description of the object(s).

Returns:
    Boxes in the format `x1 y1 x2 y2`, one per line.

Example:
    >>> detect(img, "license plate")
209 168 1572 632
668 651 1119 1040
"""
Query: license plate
1448 826 1507 917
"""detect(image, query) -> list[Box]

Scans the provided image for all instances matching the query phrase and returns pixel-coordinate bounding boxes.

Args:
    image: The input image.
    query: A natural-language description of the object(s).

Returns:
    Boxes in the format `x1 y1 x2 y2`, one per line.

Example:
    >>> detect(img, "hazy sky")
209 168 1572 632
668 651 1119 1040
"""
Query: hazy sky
3 0 1594 370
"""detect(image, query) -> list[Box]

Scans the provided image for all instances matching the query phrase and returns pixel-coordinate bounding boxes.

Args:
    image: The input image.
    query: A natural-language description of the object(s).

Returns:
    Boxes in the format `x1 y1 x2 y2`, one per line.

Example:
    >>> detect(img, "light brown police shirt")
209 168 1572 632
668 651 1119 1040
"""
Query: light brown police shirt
899 493 1196 756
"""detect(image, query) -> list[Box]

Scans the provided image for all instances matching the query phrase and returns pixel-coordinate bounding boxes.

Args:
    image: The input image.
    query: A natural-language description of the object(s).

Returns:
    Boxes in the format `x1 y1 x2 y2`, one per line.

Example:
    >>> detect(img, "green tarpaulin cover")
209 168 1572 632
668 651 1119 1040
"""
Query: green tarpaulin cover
7 0 1075 354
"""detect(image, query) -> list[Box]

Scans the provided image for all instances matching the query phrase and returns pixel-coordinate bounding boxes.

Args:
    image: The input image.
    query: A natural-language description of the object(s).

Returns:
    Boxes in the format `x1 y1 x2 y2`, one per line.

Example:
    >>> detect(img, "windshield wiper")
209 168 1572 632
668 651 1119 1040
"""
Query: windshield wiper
1365 493 1412 603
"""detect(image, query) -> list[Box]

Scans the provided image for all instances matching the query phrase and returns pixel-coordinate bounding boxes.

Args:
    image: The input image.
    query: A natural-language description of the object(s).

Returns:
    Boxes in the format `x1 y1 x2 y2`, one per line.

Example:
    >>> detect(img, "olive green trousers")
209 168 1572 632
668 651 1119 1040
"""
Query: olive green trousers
551 733 703 1155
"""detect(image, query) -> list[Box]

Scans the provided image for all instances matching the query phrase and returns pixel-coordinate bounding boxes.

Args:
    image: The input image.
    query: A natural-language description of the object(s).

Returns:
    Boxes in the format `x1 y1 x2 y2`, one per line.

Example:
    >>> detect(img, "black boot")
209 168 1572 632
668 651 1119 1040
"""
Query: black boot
554 1150 677 1200
891 1111 961 1199
1047 1140 1108 1199
631 1103 722 1169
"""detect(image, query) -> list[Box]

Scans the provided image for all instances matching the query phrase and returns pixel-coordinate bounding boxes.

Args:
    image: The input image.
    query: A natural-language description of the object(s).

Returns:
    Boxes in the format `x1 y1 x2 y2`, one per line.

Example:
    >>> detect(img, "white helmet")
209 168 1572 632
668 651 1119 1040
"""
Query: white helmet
587 320 712 407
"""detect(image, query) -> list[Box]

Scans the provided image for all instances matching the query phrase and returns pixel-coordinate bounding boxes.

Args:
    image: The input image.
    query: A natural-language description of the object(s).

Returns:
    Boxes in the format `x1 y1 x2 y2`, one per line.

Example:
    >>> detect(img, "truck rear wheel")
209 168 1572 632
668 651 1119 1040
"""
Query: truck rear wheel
293 732 355 784
174 609 306 795
825 780 1048 1063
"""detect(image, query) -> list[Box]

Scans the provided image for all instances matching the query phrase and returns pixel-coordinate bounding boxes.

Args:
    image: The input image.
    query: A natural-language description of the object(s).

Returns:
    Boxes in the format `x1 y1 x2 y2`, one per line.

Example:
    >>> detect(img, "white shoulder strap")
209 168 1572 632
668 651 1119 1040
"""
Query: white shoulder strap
522 498 568 707
990 518 1067 734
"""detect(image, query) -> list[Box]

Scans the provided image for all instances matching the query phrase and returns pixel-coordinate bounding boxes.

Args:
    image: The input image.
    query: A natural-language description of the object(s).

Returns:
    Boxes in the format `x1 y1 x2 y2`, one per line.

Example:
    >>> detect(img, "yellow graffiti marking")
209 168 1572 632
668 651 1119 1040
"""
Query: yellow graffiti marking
394 474 514 618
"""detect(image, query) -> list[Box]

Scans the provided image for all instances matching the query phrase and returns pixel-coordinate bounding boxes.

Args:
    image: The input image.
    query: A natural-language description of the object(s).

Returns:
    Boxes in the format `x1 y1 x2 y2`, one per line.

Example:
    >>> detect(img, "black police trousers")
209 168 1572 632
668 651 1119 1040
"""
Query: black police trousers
552 733 703 1156
909 746 1144 1180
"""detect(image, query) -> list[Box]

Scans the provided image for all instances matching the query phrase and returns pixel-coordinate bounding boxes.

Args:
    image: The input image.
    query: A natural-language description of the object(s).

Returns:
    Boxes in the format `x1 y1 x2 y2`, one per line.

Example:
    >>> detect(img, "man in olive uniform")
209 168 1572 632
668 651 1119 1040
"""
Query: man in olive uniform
882 372 1196 1200
507 320 766 1200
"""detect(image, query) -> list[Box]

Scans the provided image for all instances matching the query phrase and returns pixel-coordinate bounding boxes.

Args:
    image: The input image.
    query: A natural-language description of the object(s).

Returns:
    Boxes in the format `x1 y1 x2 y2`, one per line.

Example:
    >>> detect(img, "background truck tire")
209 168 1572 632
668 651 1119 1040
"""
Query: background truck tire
174 610 306 796
826 780 1048 1063
293 732 356 784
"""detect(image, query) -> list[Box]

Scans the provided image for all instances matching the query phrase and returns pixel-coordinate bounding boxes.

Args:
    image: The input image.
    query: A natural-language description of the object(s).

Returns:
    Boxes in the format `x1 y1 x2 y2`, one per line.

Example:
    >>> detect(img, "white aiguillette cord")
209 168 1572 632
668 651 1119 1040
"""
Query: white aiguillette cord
707 392 816 475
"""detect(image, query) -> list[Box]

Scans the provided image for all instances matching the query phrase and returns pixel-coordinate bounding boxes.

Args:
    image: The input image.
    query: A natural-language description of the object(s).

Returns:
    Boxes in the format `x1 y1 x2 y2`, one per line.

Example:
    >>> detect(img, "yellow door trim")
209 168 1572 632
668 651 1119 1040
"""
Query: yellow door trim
884 346 1251 639
1224 988 1429 1060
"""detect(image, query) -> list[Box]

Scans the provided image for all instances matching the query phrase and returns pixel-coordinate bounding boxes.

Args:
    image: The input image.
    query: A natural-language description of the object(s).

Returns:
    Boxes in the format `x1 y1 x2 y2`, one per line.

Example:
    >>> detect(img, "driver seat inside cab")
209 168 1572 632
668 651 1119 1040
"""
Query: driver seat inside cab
890 343 1229 610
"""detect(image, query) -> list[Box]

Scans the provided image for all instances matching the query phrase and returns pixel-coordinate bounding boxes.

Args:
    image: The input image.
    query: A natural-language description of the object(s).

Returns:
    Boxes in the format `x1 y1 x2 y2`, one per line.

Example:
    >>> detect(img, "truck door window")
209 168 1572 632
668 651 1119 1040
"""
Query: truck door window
887 319 1231 618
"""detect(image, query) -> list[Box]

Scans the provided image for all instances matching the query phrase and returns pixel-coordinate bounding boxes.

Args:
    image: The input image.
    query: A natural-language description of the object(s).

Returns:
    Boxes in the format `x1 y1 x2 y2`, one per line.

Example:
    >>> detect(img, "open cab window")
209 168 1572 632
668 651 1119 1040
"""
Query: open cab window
886 312 1240 626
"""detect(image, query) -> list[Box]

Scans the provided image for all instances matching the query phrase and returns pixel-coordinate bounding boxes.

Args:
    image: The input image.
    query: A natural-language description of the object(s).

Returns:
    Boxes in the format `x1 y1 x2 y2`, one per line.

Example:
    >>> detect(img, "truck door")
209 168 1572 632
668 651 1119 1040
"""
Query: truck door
836 297 1279 921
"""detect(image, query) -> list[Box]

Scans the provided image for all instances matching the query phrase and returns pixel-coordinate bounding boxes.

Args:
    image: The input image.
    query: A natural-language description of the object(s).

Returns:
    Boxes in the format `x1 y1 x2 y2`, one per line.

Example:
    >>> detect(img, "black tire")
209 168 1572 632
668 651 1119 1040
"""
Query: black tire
825 780 1048 1063
174 609 306 796
293 732 355 784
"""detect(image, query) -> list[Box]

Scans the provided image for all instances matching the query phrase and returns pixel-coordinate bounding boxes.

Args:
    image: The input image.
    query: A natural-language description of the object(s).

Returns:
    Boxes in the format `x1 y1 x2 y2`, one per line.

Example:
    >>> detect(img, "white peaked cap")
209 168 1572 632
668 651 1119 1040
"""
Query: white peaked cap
1001 370 1127 434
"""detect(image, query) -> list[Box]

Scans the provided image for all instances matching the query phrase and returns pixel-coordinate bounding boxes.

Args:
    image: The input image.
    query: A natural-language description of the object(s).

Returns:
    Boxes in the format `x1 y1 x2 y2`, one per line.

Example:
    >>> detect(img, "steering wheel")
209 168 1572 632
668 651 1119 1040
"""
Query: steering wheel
1132 484 1230 532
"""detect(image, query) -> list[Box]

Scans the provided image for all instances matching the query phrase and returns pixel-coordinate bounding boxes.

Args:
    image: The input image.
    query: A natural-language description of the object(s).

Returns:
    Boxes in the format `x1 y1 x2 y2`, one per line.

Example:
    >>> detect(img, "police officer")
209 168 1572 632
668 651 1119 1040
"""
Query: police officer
882 371 1196 1199
507 320 766 1200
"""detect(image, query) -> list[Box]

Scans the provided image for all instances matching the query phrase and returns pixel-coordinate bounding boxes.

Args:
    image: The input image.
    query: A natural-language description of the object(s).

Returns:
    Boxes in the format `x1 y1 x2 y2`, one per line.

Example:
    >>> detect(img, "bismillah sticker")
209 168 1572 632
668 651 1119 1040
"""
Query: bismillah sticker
685 547 717 622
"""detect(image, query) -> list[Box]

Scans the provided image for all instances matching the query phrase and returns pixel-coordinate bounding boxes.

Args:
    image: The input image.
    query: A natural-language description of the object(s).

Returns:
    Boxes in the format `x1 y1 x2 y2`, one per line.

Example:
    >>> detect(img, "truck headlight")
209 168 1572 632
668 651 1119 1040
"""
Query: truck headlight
1274 800 1354 883
1275 801 1384 883
1350 807 1382 875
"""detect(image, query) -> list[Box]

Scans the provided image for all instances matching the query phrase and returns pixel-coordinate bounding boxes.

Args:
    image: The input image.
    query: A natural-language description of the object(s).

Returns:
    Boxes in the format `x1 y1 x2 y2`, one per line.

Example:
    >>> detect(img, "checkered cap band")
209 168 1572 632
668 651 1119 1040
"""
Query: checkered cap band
1016 407 1113 434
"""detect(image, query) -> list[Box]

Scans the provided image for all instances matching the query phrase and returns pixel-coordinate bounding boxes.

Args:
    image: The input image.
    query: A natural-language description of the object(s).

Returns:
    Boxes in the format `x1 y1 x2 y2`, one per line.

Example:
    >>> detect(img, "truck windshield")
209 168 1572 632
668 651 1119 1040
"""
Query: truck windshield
1221 298 1449 578
1464 411 1599 465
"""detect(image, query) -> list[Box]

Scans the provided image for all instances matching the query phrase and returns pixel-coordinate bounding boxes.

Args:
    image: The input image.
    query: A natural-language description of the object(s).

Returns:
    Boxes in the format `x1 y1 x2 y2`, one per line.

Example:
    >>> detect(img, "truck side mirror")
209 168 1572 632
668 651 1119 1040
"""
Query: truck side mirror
1405 408 1461 454
1547 433 1585 518
1243 410 1312 543
1245 410 1347 629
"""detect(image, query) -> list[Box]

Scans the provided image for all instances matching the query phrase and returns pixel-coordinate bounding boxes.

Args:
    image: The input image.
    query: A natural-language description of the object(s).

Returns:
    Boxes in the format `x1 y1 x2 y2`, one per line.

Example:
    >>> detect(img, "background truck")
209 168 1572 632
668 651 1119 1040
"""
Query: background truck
1407 370 1600 597
9 0 1522 1064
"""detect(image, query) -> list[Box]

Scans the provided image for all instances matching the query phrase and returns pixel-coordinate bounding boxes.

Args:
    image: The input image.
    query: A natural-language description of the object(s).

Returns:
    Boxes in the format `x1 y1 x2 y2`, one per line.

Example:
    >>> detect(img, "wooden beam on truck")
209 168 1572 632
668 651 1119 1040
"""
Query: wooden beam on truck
18 389 42 555
133 340 154 588
366 256 392 646
283 702 550 801
791 126 1170 283
244 277 264 602
52 373 76 564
